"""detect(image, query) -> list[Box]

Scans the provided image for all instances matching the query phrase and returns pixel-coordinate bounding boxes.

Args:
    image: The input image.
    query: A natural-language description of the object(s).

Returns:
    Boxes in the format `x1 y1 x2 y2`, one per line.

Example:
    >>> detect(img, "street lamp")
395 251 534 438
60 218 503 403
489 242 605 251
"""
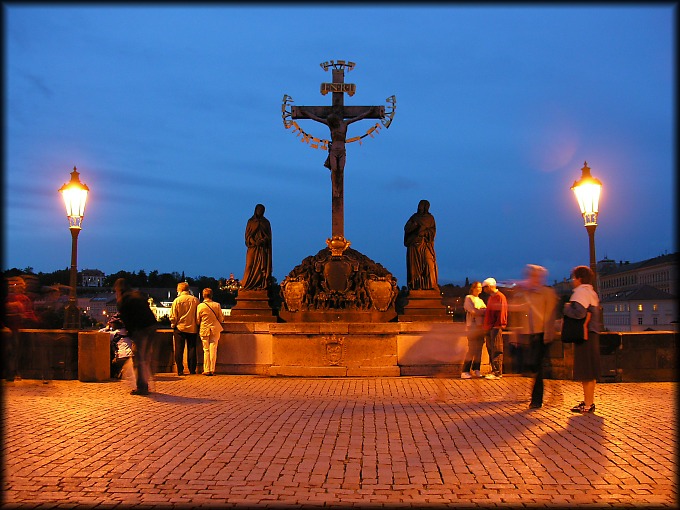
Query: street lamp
59 167 89 329
571 161 602 291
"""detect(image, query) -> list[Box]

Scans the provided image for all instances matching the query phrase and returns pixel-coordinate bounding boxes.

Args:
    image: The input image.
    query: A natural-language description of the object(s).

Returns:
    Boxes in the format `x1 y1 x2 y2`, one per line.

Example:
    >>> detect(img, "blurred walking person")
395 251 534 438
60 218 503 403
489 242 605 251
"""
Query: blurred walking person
3 276 39 382
114 278 157 396
513 265 558 408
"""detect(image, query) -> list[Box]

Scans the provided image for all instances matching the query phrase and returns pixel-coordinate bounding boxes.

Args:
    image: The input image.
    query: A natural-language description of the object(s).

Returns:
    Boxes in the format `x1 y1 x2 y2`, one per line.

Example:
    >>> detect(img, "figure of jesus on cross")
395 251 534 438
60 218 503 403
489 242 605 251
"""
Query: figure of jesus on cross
289 61 388 243
296 109 376 199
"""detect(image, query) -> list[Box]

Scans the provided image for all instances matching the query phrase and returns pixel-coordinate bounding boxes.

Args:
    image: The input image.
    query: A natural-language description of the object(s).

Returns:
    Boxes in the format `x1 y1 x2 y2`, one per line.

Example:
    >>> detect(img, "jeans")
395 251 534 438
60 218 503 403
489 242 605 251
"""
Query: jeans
485 327 504 376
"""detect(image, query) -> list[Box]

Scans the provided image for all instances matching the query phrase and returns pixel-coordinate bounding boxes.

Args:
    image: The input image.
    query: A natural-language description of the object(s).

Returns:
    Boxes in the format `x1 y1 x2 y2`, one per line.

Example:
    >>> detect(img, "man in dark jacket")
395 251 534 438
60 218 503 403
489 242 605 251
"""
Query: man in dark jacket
114 278 157 395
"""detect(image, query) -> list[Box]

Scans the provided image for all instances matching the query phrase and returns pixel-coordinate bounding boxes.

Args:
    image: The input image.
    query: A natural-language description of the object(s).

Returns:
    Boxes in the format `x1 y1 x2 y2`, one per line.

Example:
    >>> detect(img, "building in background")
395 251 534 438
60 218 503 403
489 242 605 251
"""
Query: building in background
149 298 172 322
597 253 677 332
601 285 677 332
598 253 677 299
82 294 118 324
80 269 105 287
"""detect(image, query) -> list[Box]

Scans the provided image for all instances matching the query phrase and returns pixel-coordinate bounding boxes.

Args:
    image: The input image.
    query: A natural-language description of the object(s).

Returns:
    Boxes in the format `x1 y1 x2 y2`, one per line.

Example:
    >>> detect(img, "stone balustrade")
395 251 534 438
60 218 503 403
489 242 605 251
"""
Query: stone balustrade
3 326 676 382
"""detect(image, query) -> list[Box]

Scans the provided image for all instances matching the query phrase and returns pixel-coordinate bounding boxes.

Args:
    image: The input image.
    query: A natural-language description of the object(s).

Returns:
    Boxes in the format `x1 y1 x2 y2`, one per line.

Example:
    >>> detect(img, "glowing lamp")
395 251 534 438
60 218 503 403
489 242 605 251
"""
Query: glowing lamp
59 167 89 229
570 161 603 291
571 161 602 226
59 166 89 329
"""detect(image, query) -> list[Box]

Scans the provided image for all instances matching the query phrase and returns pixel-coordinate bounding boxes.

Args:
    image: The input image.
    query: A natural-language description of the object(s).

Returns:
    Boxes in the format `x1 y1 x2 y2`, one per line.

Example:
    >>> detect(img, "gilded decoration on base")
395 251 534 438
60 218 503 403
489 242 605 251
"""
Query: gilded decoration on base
281 277 307 312
280 247 398 313
326 235 350 257
366 277 395 312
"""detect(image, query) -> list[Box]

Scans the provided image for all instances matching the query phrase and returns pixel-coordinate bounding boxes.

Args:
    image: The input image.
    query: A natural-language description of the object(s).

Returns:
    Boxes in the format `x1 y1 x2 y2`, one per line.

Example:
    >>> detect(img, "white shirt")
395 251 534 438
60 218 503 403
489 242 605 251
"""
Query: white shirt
464 294 486 329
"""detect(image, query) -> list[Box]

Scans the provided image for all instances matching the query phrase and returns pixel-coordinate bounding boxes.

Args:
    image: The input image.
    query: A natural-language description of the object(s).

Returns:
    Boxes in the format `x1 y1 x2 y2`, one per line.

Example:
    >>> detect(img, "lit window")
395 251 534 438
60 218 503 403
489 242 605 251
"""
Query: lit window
653 304 658 311
637 304 643 312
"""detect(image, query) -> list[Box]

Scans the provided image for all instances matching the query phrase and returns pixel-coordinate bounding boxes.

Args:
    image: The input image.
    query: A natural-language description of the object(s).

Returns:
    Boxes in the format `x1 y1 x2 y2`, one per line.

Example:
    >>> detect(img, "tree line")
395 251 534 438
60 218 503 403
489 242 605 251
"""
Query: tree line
4 267 231 292
2 267 280 313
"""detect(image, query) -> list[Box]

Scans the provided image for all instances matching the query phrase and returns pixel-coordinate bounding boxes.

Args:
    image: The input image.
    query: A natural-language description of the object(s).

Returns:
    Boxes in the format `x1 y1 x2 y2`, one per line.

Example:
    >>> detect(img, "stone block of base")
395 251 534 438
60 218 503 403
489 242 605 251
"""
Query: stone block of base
226 289 277 322
398 289 449 322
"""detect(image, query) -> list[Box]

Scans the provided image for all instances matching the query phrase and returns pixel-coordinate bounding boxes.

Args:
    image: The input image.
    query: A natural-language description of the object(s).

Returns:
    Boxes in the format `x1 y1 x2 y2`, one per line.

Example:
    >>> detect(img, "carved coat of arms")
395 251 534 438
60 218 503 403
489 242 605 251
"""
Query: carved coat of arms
321 335 345 366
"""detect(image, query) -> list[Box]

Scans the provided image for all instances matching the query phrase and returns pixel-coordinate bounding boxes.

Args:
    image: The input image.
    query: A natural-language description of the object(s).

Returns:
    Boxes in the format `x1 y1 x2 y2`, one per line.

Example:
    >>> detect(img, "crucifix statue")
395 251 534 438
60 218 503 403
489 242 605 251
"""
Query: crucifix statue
283 60 395 254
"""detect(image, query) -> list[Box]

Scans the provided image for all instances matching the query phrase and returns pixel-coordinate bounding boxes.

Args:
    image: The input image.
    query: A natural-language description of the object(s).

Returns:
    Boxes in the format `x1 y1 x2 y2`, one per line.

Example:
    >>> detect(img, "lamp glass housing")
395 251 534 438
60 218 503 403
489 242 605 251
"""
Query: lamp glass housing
59 168 89 229
572 181 601 226
571 162 602 227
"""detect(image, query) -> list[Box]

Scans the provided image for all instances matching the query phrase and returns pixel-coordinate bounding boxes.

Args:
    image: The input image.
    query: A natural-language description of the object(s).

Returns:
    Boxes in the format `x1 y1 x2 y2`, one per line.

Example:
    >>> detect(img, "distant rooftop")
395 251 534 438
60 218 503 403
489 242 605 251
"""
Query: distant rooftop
601 284 676 302
599 252 677 276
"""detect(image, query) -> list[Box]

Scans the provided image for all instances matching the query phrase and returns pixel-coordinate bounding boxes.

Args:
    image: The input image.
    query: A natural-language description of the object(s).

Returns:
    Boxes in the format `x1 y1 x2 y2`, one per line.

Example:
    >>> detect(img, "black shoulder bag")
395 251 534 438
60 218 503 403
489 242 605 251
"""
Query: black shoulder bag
561 315 586 344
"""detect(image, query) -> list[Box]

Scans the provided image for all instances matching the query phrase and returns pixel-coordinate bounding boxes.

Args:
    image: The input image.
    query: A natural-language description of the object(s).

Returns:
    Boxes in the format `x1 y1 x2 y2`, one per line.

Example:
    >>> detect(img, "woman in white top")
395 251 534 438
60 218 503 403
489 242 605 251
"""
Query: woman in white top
196 288 225 376
462 281 487 378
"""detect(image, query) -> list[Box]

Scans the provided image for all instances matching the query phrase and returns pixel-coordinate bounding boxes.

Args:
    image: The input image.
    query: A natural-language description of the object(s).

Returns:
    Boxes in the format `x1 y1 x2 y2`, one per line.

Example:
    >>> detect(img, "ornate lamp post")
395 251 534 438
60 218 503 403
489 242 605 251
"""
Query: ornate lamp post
59 167 89 329
571 161 602 291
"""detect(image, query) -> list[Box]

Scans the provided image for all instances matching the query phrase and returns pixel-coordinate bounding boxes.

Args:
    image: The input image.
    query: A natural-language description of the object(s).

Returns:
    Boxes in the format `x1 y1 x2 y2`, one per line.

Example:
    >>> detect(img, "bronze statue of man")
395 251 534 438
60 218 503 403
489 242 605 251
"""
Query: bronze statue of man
240 204 272 291
404 199 439 291
296 109 373 198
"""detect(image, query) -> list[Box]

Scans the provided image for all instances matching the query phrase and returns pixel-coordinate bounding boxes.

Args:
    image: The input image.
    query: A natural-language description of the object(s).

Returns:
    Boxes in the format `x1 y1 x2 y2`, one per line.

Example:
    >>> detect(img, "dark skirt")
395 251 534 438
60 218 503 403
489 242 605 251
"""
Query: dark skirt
573 331 601 381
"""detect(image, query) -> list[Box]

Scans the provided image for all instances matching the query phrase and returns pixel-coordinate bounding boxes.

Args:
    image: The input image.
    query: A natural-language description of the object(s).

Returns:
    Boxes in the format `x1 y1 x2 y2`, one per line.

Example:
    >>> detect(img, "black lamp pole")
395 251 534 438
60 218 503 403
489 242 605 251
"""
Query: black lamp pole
571 161 602 293
59 167 89 329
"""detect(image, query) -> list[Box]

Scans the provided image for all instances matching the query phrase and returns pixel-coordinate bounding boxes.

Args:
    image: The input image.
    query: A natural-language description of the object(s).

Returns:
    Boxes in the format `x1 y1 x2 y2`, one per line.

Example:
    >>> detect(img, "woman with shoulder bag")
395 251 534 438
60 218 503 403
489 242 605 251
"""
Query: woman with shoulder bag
564 266 602 413
196 288 225 376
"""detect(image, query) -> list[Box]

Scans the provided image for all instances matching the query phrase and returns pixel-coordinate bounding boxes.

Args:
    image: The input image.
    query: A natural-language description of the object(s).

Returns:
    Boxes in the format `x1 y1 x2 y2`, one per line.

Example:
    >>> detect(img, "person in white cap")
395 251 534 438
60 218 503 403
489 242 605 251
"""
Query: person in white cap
482 277 507 379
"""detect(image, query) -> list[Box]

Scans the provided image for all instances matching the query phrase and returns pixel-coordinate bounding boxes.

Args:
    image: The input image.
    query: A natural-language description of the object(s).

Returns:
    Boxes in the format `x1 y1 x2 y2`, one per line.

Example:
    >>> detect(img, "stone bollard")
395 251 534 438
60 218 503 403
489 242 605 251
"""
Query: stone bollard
78 332 111 382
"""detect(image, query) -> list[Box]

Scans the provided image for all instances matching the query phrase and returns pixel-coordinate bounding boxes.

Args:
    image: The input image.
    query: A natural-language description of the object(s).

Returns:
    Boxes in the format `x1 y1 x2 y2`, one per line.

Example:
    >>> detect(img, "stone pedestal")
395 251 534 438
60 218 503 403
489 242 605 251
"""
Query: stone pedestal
278 309 396 323
215 323 273 375
226 290 277 322
78 332 110 382
268 323 401 376
398 289 449 322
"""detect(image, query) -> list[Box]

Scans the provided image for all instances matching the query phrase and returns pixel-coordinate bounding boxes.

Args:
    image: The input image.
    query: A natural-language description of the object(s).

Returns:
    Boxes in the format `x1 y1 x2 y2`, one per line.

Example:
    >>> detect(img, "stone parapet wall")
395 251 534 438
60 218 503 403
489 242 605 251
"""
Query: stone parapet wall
5 326 677 382
615 331 677 382
4 329 79 381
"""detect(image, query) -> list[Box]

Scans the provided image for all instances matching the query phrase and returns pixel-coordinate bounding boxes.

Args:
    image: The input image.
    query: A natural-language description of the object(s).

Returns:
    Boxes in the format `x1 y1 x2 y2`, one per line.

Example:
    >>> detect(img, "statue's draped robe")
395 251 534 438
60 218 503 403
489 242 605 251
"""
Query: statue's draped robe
241 215 272 290
404 211 438 291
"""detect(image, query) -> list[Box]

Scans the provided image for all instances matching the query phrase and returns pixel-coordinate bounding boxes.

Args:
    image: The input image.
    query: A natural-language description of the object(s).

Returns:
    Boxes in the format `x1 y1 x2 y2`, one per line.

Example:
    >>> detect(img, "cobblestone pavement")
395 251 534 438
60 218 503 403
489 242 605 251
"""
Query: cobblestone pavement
2 374 676 508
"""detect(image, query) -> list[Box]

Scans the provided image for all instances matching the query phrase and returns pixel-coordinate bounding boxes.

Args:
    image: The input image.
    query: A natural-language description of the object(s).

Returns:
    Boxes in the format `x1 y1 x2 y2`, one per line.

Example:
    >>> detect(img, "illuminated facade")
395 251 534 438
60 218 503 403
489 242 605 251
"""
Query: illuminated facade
597 253 677 332
601 285 677 332
598 253 677 299
80 269 105 287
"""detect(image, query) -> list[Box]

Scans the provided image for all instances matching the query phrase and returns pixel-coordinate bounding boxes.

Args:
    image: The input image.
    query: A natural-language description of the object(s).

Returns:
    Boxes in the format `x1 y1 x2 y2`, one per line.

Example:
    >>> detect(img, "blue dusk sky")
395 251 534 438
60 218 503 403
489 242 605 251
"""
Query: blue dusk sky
4 4 675 287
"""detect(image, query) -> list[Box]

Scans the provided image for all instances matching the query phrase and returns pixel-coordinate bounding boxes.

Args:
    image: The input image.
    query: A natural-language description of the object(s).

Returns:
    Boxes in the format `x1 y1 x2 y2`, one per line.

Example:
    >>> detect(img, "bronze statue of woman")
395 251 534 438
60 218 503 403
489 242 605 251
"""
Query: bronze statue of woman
404 199 439 291
240 204 272 291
